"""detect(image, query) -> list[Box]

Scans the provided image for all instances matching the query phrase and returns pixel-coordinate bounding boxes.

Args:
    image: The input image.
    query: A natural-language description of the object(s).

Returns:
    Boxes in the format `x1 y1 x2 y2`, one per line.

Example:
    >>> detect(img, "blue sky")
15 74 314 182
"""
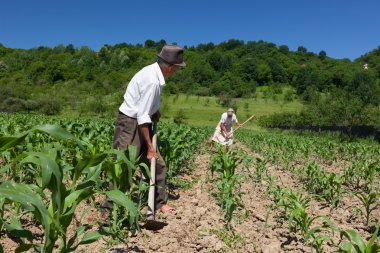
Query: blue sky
1 0 379 60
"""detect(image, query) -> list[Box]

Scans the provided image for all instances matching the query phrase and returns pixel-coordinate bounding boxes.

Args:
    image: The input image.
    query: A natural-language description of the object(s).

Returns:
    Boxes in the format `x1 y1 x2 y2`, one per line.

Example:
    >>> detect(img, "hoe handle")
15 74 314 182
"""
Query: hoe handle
233 114 255 133
147 122 157 220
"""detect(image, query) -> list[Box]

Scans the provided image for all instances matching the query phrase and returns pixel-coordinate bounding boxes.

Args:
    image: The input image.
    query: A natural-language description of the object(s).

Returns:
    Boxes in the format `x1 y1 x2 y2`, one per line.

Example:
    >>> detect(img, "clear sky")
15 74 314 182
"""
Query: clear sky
1 0 379 60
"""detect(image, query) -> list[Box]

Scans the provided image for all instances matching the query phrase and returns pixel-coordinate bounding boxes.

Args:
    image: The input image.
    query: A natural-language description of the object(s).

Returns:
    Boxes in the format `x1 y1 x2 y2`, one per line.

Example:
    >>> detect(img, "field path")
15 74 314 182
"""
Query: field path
106 142 307 253
105 152 227 253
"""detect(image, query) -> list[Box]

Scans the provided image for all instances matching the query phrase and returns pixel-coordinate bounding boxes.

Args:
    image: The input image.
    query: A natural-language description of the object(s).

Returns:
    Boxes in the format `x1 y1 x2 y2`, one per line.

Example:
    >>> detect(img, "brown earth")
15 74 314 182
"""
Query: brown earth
1 141 379 253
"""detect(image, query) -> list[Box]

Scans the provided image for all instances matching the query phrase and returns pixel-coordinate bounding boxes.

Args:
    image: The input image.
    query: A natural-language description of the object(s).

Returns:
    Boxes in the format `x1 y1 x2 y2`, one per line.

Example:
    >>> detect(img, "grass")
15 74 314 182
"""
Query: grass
62 86 303 129
159 90 302 128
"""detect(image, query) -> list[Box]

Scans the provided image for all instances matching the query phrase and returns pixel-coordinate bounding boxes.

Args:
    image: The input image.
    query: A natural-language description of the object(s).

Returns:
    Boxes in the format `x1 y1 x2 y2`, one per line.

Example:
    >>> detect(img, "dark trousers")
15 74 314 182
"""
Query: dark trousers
113 113 167 210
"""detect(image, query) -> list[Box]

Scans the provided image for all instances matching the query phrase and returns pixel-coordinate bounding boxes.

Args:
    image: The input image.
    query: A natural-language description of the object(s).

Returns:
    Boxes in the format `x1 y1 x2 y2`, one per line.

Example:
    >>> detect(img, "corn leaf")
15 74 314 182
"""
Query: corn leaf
105 190 137 219
340 229 366 252
0 182 51 249
79 231 101 245
15 244 34 253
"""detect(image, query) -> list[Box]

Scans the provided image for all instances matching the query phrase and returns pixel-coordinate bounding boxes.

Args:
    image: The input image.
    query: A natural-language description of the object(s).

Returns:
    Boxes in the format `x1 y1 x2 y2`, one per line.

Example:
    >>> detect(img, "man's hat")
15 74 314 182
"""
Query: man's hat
227 108 234 116
157 45 186 67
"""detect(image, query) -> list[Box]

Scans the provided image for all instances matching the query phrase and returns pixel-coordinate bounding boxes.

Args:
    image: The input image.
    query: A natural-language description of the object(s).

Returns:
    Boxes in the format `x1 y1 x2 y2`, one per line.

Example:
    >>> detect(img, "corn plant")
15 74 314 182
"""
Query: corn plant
0 181 107 253
159 124 210 182
0 196 5 232
210 149 244 229
325 173 344 208
280 152 293 171
301 162 344 207
335 226 380 253
0 115 213 250
275 187 328 245
241 154 256 182
343 161 379 192
216 175 244 230
310 234 332 253
361 162 379 193
0 125 138 252
355 191 379 226
100 147 148 236
343 164 363 190
254 157 268 182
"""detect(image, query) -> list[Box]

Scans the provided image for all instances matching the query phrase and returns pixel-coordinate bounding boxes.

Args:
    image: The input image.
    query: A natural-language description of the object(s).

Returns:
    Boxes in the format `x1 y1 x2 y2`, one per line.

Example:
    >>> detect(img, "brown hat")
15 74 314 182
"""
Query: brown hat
157 45 186 67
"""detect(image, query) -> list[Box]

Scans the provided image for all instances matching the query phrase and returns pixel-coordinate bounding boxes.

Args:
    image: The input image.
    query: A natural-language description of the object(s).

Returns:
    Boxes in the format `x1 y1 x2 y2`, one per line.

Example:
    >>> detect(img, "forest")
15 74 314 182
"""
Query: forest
0 39 379 134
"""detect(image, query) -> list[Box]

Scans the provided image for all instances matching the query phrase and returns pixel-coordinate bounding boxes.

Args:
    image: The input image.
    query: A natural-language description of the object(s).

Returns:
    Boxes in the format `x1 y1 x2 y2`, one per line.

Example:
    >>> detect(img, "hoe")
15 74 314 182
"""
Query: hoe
144 121 167 230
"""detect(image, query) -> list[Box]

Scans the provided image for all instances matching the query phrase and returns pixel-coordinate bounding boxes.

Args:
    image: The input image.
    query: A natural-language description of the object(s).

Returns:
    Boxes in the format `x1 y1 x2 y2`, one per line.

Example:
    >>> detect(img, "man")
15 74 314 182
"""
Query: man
212 108 241 146
113 44 185 214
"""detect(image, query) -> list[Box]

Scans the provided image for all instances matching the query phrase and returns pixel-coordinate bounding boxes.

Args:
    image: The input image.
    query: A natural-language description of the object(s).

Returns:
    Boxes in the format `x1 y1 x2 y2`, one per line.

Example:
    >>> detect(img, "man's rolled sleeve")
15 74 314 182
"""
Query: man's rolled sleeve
136 83 159 125
137 114 152 125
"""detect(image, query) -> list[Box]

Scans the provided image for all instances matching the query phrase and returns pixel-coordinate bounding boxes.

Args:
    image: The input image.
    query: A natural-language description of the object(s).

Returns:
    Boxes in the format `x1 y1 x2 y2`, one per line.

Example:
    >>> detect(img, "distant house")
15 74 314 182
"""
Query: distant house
363 63 369 70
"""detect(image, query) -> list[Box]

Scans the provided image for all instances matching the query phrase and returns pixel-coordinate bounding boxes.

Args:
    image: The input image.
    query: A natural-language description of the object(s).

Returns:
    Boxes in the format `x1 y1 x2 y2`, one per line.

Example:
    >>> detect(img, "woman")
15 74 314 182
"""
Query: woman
212 108 241 146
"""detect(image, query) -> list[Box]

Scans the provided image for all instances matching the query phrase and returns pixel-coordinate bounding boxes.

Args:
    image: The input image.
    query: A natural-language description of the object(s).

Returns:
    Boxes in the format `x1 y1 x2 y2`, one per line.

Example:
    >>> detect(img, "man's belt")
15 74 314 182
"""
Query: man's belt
118 111 137 119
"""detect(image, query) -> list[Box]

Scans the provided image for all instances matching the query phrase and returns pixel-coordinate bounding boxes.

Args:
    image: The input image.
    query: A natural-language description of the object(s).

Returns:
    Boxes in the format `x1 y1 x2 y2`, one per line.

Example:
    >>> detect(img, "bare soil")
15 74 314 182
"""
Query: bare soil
1 141 379 253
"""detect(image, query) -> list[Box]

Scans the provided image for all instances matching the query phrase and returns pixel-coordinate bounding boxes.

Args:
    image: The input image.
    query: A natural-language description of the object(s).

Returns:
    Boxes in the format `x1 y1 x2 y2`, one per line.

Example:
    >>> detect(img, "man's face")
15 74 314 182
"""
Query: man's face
164 65 179 77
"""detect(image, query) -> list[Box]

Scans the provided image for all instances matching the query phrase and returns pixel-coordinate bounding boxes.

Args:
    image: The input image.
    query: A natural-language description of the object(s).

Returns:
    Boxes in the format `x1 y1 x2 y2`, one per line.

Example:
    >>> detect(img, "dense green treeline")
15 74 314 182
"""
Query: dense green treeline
260 45 380 133
0 39 379 133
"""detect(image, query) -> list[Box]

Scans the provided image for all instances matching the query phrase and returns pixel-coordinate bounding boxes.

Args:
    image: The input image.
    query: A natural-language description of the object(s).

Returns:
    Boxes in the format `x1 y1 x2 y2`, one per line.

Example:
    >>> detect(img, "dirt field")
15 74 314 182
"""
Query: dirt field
1 141 379 253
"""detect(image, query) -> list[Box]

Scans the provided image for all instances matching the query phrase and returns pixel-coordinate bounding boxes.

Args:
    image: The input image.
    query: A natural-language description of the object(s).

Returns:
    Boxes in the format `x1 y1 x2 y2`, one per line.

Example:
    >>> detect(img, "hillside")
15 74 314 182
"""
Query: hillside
0 40 379 135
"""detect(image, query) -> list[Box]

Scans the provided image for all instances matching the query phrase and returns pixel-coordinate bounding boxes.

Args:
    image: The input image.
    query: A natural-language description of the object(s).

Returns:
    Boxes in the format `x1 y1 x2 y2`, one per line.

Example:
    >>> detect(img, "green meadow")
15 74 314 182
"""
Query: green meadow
61 86 303 129
159 88 303 128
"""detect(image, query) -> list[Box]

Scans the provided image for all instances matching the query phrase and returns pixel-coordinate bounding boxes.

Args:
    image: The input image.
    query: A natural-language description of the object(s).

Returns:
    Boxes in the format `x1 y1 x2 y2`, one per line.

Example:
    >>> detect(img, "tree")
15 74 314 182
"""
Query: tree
0 43 10 56
279 45 290 54
207 52 233 72
27 61 45 82
212 71 245 97
295 66 321 96
196 42 215 51
207 51 222 71
268 59 286 83
155 39 167 51
0 60 8 73
53 44 66 53
191 62 215 86
98 46 110 62
65 44 75 54
318 50 327 60
321 89 366 133
257 63 272 84
240 57 258 82
297 46 307 55
219 39 244 51
350 71 380 105
144 39 155 48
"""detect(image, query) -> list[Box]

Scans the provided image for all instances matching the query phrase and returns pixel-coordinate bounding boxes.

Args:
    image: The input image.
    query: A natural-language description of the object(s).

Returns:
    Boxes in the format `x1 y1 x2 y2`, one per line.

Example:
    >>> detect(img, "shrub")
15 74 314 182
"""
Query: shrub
37 98 62 115
173 109 187 124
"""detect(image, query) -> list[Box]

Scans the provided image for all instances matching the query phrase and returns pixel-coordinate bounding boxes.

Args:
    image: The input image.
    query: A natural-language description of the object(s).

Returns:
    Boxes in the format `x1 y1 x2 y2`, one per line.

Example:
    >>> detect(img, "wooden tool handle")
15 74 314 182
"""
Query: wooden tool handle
147 121 157 220
233 114 255 132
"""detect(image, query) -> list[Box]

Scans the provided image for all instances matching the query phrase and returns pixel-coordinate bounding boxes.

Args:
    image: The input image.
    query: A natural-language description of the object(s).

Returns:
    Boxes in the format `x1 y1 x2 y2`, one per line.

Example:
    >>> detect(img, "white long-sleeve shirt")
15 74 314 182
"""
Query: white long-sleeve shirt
119 62 165 125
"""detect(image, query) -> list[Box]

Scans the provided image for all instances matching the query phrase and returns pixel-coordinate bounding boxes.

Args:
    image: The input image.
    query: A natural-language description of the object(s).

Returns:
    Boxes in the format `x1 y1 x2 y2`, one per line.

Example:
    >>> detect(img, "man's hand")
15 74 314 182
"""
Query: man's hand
147 147 159 160
139 123 159 160
237 122 242 128
226 132 232 138
151 111 161 122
